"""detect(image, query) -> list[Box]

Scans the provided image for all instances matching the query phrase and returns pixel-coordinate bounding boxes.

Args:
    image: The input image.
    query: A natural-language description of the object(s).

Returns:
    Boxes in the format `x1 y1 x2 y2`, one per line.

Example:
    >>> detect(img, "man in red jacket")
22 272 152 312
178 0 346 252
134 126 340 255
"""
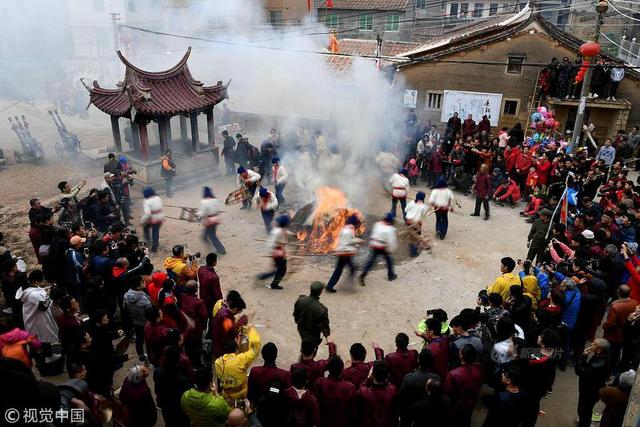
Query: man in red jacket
471 164 492 220
315 356 357 427
477 115 491 134
197 253 222 316
383 333 419 387
462 114 476 140
423 318 450 381
342 343 384 388
603 284 638 372
247 342 290 405
284 367 321 427
357 361 398 427
177 280 209 366
290 339 337 392
444 344 483 427
505 145 521 175
514 146 533 196
535 152 552 187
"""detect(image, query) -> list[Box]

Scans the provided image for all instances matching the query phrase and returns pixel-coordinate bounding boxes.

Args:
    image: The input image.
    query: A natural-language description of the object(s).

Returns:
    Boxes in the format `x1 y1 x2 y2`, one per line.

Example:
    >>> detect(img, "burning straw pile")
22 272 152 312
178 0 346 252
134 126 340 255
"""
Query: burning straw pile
294 187 365 254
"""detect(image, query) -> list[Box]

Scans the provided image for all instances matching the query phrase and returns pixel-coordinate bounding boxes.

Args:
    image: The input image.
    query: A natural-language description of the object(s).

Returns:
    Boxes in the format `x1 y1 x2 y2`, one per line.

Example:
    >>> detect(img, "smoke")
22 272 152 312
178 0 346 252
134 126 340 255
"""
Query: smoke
122 0 407 208
1 0 406 209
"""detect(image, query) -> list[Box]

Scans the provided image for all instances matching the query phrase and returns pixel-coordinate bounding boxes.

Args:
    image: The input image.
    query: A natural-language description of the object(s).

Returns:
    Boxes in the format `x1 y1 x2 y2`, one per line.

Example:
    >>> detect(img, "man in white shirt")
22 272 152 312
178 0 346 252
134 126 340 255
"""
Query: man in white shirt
253 187 279 233
272 157 288 205
198 186 226 255
326 215 361 293
389 169 410 220
237 167 261 210
428 177 455 240
359 213 398 286
257 215 290 290
405 191 430 257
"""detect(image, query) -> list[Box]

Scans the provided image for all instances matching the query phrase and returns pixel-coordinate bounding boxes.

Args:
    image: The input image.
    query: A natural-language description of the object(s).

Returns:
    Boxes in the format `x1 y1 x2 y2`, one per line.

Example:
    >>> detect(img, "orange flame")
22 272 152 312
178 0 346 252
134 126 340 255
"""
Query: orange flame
297 187 365 254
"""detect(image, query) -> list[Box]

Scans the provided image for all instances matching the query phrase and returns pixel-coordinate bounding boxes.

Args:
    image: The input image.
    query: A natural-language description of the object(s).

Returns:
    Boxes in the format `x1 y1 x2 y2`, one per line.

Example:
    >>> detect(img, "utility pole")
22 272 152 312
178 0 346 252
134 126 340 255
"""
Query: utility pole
110 12 121 52
570 0 609 149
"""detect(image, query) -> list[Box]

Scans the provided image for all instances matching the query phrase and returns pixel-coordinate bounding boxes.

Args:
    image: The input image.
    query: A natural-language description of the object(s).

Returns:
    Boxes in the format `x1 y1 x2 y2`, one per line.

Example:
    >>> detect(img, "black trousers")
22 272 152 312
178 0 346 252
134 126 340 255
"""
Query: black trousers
326 255 356 289
258 257 287 288
473 197 490 218
361 249 395 279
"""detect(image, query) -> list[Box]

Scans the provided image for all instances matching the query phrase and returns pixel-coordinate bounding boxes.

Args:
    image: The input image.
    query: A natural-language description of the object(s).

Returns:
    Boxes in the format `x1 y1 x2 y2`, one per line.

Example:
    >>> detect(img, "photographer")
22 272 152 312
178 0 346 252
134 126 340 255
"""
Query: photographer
93 189 117 233
163 245 199 286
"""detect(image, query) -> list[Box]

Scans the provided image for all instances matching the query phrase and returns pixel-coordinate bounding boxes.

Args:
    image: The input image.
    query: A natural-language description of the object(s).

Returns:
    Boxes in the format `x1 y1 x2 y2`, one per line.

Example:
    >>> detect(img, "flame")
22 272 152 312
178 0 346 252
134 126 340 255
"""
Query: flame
297 187 365 254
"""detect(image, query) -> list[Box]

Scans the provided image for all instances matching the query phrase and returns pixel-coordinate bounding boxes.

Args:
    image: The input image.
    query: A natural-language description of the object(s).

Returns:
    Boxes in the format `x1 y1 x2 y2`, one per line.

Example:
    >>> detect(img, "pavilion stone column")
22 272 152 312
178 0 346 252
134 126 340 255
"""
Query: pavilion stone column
158 119 168 154
206 108 215 148
130 121 141 153
165 117 173 145
179 115 188 144
139 123 150 161
110 116 122 152
190 112 200 152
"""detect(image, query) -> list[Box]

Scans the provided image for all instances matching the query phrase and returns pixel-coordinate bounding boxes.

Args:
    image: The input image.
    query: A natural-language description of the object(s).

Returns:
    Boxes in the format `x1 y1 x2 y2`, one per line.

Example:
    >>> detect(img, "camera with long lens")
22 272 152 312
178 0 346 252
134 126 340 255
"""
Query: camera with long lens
187 252 201 262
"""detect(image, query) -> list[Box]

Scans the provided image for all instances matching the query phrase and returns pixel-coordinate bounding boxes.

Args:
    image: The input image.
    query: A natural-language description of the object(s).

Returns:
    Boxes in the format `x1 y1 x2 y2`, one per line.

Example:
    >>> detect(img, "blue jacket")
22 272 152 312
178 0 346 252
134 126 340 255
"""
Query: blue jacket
64 248 85 285
561 287 581 331
91 255 116 279
533 267 550 300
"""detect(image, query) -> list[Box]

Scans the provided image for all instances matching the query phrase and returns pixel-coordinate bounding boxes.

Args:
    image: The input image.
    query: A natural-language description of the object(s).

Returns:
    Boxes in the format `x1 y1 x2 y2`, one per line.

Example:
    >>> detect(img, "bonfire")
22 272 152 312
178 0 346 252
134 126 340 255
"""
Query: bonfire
296 187 365 254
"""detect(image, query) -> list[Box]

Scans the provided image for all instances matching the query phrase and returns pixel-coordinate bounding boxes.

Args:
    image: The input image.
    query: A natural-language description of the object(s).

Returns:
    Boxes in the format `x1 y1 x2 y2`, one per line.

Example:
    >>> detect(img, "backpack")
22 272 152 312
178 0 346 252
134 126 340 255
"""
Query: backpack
1 339 32 367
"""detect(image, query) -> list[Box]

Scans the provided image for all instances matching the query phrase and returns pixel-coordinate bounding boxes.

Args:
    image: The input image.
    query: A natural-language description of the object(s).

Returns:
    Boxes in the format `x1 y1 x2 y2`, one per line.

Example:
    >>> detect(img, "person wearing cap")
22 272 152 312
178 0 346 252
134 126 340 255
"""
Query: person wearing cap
526 208 552 263
221 130 237 176
326 215 362 292
198 186 226 255
429 176 455 240
359 213 398 286
257 215 291 290
389 168 409 220
160 149 176 197
252 186 278 233
293 282 331 346
405 191 429 257
64 235 86 297
100 172 117 207
272 157 288 205
237 167 261 210
141 187 164 253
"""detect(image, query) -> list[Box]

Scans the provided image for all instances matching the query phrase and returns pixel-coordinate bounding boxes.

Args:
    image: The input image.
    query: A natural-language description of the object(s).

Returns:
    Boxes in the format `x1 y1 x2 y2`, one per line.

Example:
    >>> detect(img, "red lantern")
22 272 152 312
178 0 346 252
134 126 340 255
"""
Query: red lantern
579 41 601 57
576 75 583 82
577 70 586 78
582 60 590 67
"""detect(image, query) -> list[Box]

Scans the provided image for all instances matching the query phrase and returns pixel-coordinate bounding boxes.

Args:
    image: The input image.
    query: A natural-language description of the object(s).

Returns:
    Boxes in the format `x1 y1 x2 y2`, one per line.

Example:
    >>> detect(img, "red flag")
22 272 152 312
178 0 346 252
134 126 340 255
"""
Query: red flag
328 32 339 53
326 0 334 7
560 188 568 226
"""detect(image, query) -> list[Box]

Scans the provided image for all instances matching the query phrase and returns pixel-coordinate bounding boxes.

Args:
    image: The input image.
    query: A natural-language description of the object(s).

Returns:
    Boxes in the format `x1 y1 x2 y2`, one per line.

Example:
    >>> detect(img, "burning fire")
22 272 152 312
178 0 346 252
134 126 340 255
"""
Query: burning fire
297 187 365 254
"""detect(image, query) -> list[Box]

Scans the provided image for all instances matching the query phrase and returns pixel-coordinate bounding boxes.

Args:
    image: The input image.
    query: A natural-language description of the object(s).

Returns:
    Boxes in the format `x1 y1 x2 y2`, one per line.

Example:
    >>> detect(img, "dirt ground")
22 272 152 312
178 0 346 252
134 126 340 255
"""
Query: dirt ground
0 99 588 426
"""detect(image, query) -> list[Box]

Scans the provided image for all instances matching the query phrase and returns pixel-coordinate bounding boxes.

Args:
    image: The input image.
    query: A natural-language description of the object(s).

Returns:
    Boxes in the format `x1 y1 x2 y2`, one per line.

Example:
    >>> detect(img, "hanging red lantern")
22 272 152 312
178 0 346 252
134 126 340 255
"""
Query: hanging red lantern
579 41 601 57
582 60 590 67
577 70 586 77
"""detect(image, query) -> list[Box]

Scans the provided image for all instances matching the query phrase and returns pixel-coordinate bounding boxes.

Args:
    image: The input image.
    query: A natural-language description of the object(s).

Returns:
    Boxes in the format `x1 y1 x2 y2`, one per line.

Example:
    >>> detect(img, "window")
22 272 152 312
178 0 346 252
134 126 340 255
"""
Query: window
503 99 519 116
416 0 427 8
92 0 104 12
460 3 469 16
385 14 399 31
489 3 498 15
425 91 443 110
473 3 484 17
450 3 459 16
325 12 338 28
268 10 284 25
359 14 373 31
506 54 526 74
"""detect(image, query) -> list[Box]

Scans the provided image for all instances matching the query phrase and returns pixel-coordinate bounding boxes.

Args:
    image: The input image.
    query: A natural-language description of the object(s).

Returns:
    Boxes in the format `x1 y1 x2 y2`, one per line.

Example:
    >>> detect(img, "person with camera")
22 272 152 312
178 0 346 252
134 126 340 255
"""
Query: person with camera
15 269 59 346
93 190 117 233
198 186 227 255
141 186 164 253
164 245 199 286
160 149 176 197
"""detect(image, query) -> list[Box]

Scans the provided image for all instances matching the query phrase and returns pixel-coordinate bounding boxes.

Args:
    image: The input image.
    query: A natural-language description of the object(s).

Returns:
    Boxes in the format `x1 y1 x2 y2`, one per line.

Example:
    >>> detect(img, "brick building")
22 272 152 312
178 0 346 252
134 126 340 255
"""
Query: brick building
395 5 640 141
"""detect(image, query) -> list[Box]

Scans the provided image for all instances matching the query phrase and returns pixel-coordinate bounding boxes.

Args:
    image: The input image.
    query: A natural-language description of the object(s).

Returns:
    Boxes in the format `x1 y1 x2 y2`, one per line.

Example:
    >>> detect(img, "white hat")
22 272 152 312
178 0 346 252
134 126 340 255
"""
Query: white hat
104 172 114 178
581 230 594 240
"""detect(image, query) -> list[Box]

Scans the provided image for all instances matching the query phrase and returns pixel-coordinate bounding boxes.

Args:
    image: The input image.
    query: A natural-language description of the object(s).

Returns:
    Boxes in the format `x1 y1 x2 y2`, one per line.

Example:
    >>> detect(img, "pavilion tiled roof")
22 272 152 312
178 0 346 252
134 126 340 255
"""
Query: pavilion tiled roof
318 0 408 11
83 47 227 118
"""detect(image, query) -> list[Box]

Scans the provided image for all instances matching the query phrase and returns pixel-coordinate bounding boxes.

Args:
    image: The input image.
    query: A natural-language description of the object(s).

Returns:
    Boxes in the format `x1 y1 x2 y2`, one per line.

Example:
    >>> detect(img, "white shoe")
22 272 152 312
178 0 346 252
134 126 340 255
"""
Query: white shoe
612 97 616 101
2 307 12 314
588 93 593 98
607 97 612 101
565 95 570 99
593 93 599 98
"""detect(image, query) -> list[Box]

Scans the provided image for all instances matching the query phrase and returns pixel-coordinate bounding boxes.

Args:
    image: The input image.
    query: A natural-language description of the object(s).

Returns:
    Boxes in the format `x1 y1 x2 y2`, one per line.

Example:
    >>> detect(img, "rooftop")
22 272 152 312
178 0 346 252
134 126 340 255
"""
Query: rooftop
83 47 228 118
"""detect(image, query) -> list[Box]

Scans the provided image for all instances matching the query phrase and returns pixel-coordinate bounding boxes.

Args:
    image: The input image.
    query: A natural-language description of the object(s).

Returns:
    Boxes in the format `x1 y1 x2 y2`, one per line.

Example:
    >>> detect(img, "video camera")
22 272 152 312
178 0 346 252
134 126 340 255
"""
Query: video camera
187 252 201 262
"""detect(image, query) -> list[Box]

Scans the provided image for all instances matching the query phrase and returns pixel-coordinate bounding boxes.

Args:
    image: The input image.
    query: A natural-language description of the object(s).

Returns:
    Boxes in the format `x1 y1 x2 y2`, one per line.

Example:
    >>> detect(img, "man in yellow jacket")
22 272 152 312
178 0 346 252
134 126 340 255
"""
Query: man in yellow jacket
214 325 261 402
163 245 199 286
487 257 521 301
